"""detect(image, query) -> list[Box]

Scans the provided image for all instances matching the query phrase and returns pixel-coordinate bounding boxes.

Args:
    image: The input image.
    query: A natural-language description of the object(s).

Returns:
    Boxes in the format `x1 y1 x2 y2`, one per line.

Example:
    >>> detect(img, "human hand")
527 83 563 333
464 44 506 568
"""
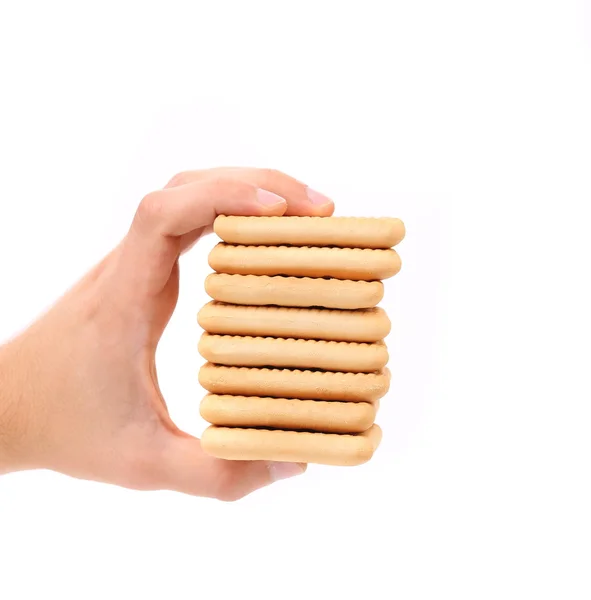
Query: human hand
0 167 334 500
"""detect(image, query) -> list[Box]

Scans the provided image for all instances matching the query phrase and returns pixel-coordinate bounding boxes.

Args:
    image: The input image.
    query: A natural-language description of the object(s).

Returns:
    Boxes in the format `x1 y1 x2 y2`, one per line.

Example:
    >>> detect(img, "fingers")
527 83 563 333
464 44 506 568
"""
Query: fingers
121 178 287 295
134 178 287 238
122 167 335 296
160 434 306 501
165 167 335 217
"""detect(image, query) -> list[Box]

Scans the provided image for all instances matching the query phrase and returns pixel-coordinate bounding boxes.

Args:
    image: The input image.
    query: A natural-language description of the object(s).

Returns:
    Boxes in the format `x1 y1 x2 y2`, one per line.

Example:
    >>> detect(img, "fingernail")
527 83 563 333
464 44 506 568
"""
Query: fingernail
257 189 286 206
306 186 333 206
268 462 306 482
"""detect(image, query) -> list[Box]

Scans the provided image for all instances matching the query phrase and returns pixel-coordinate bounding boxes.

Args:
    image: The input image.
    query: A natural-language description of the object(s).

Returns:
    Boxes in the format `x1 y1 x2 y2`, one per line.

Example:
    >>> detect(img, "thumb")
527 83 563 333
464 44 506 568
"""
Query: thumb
121 178 287 297
158 433 306 501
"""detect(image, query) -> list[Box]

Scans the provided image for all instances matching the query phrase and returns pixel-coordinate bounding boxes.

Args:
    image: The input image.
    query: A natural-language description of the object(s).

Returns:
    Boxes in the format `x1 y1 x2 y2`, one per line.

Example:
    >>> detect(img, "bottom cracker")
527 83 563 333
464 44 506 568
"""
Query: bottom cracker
201 424 382 466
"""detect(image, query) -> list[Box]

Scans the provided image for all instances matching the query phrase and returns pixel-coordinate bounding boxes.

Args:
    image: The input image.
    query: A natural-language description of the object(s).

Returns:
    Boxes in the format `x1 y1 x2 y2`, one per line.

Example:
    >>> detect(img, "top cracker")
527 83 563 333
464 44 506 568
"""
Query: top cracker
213 216 405 249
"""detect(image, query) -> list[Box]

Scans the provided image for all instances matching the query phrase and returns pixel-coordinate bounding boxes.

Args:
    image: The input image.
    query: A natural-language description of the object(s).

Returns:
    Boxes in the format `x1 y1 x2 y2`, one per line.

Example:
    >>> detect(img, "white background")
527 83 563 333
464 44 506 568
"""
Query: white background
1 1 590 598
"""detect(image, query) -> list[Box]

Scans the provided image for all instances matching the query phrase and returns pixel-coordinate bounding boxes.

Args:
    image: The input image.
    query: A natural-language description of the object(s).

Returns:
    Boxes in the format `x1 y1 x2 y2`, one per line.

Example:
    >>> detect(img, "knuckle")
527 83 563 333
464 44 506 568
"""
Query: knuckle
167 171 192 187
137 191 166 224
215 487 245 502
210 468 248 502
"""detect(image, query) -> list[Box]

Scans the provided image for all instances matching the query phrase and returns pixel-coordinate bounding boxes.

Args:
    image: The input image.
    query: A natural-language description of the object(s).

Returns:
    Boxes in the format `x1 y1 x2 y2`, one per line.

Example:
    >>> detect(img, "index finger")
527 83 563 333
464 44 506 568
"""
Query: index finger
165 167 335 217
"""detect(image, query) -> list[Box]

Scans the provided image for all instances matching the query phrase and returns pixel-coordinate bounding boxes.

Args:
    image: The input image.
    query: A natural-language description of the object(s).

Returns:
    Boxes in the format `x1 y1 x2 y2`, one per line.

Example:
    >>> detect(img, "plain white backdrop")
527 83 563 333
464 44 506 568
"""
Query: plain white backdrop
1 1 590 598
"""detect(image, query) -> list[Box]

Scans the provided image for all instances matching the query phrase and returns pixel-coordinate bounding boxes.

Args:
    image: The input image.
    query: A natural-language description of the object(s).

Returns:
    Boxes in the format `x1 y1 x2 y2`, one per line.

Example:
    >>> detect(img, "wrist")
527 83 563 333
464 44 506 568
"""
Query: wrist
0 336 41 474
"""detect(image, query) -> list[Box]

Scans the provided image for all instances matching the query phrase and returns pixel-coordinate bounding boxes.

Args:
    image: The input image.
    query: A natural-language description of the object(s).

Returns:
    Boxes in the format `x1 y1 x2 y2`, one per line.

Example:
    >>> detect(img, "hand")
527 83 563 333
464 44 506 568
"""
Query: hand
0 167 334 500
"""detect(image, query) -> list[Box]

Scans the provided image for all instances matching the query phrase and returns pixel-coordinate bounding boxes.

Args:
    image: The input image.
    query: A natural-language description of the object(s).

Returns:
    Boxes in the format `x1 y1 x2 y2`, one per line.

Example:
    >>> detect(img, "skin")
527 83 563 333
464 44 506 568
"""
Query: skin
0 167 334 501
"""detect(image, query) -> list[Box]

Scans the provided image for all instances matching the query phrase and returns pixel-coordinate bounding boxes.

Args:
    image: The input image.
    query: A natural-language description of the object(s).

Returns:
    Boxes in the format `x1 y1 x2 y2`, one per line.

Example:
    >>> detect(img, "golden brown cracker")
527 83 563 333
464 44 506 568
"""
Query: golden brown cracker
213 215 405 249
208 244 401 281
204 274 384 309
198 363 390 402
200 423 383 466
198 333 388 373
197 302 391 342
199 394 376 433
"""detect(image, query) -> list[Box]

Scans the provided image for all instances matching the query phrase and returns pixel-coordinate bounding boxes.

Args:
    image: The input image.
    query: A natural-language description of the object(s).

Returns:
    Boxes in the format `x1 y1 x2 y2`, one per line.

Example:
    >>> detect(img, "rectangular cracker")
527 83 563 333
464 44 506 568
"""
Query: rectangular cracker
213 215 405 249
201 424 383 466
204 274 384 310
197 302 391 343
198 333 388 373
198 363 390 402
208 244 401 281
200 394 377 433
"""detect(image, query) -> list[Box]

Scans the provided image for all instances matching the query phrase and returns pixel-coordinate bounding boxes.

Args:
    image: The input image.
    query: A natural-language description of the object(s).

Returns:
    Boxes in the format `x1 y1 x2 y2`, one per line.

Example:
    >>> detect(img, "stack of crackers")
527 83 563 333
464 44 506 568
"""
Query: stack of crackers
197 215 405 466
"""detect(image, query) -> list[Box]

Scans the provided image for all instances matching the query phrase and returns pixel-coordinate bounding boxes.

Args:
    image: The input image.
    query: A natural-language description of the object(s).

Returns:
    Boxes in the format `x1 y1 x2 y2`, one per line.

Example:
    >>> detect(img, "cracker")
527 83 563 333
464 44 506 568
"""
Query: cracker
213 215 405 249
200 423 383 466
198 333 388 373
198 363 390 402
208 244 401 281
200 394 376 433
198 302 391 342
204 274 384 309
